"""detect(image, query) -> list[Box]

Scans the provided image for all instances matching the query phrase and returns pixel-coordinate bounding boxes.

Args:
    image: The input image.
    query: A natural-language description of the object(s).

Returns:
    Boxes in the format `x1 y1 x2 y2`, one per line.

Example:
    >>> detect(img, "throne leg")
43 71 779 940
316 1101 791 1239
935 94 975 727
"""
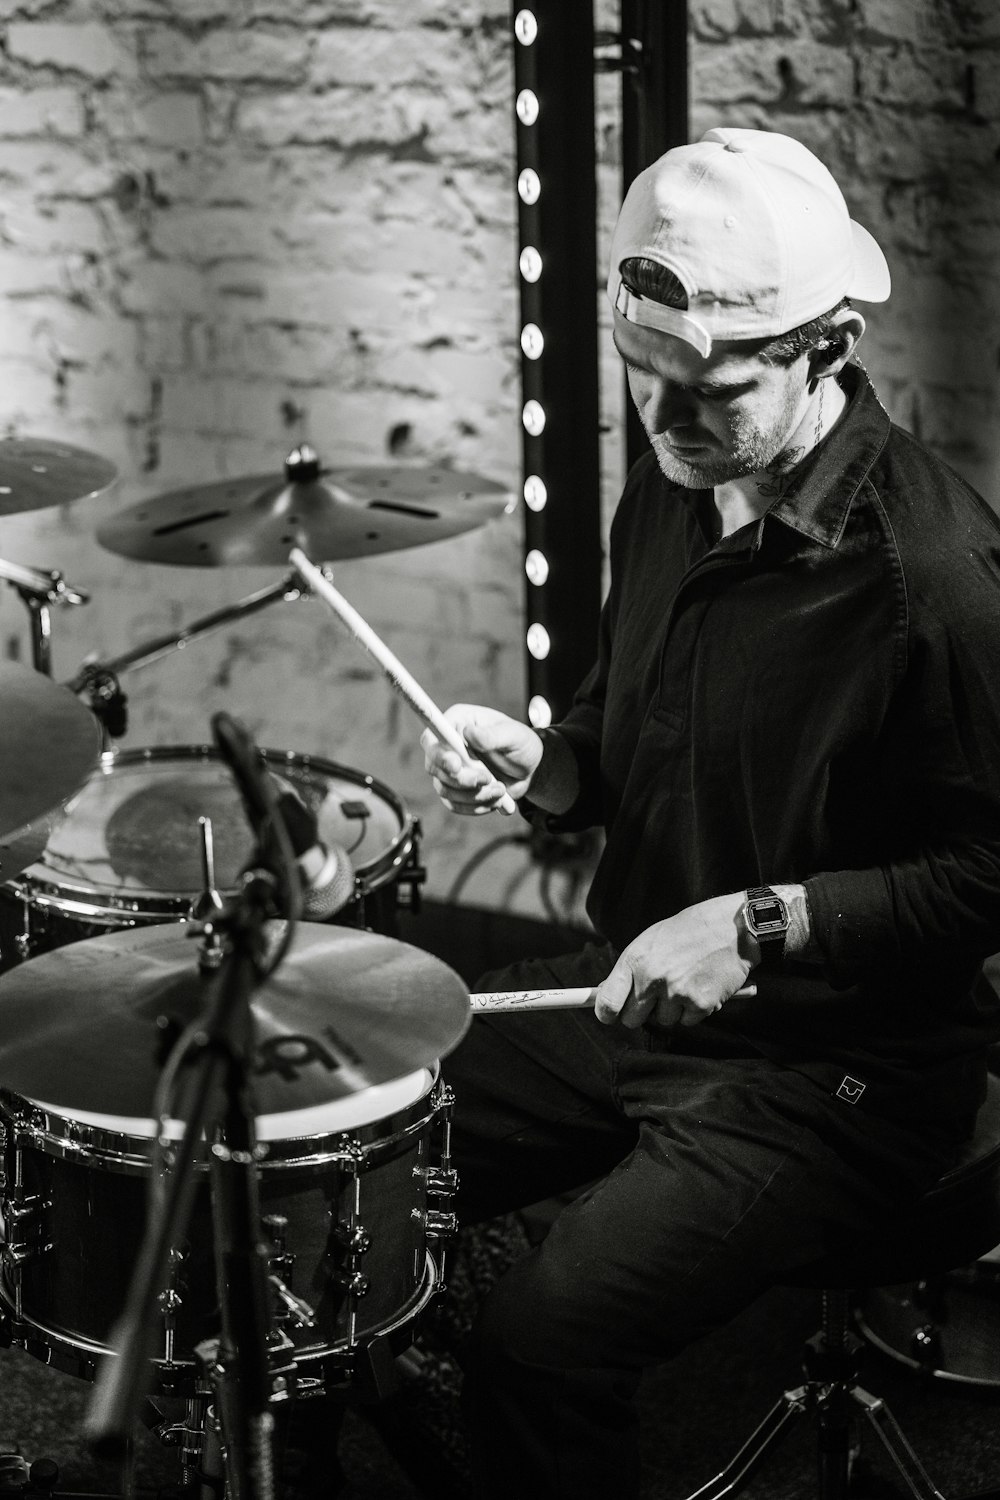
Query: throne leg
686 1387 811 1500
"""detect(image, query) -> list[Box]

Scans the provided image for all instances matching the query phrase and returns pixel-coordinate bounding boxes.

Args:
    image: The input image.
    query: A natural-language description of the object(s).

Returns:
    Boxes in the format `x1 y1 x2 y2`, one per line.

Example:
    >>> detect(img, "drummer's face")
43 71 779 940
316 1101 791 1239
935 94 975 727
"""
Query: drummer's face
612 312 813 489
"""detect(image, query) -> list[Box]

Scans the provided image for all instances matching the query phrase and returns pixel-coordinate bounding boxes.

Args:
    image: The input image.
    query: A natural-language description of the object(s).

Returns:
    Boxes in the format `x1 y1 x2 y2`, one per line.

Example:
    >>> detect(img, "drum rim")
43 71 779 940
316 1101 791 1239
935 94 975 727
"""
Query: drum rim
4 742 416 911
0 1247 443 1382
0 1065 440 1172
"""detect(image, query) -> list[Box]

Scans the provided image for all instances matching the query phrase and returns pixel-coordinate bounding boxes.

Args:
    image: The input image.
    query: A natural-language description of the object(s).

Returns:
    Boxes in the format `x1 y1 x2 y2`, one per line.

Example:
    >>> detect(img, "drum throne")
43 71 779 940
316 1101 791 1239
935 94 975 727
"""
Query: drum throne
682 1072 1000 1500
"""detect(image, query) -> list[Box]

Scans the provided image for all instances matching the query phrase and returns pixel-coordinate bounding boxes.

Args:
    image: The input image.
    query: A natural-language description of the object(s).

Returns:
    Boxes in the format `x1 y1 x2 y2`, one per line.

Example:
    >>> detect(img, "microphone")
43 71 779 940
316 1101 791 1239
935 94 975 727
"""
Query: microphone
211 711 354 920
272 788 356 920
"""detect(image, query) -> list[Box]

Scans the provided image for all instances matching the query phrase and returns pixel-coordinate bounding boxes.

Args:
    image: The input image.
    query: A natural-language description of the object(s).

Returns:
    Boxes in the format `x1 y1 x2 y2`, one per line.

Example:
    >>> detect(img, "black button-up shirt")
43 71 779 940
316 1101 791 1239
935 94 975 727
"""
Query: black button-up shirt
544 367 1000 1124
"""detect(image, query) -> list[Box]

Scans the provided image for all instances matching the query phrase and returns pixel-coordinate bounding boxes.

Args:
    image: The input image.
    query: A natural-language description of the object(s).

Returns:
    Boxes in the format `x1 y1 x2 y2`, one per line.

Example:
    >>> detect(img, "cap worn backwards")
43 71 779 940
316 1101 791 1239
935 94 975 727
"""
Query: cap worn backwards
607 127 891 357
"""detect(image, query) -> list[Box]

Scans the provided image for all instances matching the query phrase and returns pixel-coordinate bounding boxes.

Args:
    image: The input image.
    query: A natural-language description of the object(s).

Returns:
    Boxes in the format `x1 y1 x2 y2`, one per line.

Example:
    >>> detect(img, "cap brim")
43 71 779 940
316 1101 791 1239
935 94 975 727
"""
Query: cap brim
849 221 891 303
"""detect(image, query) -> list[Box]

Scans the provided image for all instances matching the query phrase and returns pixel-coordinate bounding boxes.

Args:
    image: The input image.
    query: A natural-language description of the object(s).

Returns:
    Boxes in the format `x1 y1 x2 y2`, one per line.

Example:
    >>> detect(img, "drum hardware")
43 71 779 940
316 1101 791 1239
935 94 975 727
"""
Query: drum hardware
65 571 311 743
193 818 225 921
95 444 513 567
0 557 90 678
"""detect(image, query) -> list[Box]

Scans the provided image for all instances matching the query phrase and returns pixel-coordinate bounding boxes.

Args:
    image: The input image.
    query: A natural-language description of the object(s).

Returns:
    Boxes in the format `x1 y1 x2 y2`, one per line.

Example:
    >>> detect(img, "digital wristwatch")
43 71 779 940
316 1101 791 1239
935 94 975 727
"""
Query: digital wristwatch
742 885 790 969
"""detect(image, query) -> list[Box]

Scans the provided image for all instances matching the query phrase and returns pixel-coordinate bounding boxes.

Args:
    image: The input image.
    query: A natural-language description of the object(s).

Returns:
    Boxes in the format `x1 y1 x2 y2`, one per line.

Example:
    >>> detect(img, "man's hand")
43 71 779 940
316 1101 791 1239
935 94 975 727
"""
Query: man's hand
421 704 544 816
595 893 752 1028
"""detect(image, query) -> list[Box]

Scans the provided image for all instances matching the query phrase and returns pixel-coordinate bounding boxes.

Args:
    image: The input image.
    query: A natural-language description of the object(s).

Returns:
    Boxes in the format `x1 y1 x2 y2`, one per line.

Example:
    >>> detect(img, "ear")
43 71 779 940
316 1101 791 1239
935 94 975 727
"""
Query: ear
811 308 867 376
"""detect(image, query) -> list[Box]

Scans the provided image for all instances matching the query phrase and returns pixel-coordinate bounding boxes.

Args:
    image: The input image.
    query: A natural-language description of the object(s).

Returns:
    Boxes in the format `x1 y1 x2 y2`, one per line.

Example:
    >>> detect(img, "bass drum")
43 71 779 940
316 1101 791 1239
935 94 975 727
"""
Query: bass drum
856 1247 1000 1388
0 745 423 969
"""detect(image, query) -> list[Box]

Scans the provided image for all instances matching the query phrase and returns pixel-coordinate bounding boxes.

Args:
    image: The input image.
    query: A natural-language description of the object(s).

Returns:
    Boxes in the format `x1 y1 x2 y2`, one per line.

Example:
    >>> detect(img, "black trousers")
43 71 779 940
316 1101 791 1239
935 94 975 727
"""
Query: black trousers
442 944 966 1499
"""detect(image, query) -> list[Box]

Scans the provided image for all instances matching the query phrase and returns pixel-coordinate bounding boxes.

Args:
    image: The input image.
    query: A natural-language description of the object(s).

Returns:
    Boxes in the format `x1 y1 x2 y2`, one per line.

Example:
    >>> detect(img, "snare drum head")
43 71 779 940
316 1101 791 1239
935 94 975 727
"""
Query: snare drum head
15 747 410 907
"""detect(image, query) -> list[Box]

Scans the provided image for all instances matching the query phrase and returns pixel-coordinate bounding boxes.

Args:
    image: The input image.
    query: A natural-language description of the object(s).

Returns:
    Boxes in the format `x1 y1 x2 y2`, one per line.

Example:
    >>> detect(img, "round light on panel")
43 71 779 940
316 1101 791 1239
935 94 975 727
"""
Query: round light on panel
514 10 538 44
520 323 544 360
519 246 542 283
522 400 545 437
525 548 549 586
528 695 552 729
515 89 539 127
523 474 547 511
526 623 551 660
517 168 541 206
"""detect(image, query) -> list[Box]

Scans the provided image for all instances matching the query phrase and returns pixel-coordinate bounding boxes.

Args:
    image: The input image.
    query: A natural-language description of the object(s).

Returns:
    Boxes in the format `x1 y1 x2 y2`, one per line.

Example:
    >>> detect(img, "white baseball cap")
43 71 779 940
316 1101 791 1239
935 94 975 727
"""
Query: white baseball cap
608 127 890 357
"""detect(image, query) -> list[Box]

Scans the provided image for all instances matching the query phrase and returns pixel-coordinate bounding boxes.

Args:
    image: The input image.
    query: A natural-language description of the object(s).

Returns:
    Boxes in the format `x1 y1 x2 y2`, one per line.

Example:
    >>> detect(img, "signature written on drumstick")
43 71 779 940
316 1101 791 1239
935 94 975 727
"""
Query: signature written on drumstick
469 984 757 1013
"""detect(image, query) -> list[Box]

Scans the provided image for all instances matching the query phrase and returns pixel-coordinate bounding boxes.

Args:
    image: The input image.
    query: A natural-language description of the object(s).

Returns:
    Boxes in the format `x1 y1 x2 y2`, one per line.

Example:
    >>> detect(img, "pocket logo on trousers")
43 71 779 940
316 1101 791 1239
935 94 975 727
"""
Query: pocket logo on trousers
835 1075 866 1104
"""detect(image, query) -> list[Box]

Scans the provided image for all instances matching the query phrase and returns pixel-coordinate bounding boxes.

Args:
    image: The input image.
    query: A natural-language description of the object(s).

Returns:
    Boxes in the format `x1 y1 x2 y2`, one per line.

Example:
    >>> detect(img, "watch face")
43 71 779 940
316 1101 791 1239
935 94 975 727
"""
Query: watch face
747 897 786 934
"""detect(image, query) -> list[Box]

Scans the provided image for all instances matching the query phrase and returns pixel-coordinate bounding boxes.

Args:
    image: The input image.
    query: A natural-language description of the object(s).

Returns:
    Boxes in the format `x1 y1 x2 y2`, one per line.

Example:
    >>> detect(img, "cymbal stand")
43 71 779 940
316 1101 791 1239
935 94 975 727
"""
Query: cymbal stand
67 570 309 690
65 571 310 741
83 870 293 1500
0 557 89 677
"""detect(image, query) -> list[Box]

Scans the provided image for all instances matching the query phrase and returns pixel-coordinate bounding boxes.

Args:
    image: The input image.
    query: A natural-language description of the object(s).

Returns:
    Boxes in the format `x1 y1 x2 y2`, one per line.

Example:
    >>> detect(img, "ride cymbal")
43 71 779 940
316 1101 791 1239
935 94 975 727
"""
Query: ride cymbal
96 446 514 566
0 923 470 1116
0 437 117 514
0 662 102 856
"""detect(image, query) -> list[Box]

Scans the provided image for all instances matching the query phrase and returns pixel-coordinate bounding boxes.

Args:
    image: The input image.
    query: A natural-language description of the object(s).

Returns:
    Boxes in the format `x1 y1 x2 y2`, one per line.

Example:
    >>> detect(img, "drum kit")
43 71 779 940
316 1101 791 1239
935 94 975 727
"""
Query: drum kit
0 434 537 1496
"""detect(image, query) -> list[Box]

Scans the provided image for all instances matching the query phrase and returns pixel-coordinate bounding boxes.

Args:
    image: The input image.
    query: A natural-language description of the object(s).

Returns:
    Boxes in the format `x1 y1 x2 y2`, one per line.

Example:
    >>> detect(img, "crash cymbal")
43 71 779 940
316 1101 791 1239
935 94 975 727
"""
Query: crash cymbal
0 922 469 1116
96 445 514 566
0 662 102 857
0 437 117 514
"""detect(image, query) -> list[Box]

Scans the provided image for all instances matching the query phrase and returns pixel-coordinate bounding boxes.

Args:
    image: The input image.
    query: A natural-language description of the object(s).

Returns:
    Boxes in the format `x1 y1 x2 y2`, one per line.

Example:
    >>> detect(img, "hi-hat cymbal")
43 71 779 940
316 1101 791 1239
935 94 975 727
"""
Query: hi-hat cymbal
96 446 514 566
0 923 470 1116
0 437 117 514
0 662 102 858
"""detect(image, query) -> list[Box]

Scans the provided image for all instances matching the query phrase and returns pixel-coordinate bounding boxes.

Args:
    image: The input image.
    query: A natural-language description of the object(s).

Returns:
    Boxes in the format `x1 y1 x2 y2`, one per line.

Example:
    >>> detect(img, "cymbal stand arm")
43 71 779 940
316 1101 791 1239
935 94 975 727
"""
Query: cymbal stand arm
0 558 90 678
64 572 307 690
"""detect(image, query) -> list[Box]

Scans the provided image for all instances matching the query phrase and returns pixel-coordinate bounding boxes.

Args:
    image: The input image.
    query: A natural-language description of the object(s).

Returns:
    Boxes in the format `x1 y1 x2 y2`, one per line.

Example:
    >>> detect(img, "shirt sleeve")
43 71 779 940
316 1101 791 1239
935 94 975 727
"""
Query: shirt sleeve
805 564 1000 989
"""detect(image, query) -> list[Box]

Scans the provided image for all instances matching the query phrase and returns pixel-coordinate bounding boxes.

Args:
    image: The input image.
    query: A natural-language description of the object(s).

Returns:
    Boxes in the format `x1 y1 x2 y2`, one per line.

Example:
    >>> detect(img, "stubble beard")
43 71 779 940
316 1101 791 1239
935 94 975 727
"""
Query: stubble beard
647 378 806 490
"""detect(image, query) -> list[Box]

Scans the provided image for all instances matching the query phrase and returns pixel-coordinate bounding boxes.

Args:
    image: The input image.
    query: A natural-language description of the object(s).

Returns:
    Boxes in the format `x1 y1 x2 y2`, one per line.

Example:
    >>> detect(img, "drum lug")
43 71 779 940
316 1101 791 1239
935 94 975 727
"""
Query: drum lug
329 1220 371 1256
1 1190 53 1265
413 1208 458 1241
328 1266 369 1298
415 1165 459 1198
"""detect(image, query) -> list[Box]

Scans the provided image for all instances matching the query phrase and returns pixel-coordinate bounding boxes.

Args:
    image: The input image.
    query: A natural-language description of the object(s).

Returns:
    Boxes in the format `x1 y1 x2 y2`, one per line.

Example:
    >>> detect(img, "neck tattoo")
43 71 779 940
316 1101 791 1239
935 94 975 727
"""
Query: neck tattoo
756 380 828 501
813 378 826 447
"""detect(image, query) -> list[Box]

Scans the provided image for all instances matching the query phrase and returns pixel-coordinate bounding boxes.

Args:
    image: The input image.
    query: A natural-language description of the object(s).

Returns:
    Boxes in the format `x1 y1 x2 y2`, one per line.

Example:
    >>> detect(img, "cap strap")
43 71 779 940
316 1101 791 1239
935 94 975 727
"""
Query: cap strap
612 282 713 357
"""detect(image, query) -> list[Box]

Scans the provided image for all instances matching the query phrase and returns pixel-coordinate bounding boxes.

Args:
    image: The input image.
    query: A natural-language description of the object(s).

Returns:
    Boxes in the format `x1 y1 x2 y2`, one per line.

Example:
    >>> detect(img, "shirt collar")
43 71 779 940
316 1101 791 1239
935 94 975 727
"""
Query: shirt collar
765 365 892 549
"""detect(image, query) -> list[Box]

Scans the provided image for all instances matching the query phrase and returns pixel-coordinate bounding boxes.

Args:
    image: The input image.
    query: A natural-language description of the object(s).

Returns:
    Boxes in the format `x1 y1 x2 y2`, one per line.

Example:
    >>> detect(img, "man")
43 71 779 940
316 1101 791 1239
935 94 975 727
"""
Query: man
421 128 1000 1496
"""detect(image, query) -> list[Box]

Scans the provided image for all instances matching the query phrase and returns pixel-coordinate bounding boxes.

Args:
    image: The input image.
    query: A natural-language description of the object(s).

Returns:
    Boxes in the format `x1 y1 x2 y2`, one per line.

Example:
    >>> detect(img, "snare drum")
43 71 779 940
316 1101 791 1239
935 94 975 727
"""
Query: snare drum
0 745 423 967
0 1070 455 1394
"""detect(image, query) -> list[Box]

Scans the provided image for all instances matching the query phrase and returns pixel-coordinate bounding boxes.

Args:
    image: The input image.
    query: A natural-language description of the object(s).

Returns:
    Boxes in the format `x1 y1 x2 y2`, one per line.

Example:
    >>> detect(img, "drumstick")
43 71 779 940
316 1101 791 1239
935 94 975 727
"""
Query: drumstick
469 984 756 1013
290 547 517 817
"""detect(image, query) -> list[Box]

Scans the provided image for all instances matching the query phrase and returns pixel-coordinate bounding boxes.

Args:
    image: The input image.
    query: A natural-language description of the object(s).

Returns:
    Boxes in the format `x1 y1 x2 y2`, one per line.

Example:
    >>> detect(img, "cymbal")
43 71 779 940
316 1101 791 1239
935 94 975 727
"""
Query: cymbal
0 923 470 1116
0 437 117 514
96 446 515 566
0 661 102 855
